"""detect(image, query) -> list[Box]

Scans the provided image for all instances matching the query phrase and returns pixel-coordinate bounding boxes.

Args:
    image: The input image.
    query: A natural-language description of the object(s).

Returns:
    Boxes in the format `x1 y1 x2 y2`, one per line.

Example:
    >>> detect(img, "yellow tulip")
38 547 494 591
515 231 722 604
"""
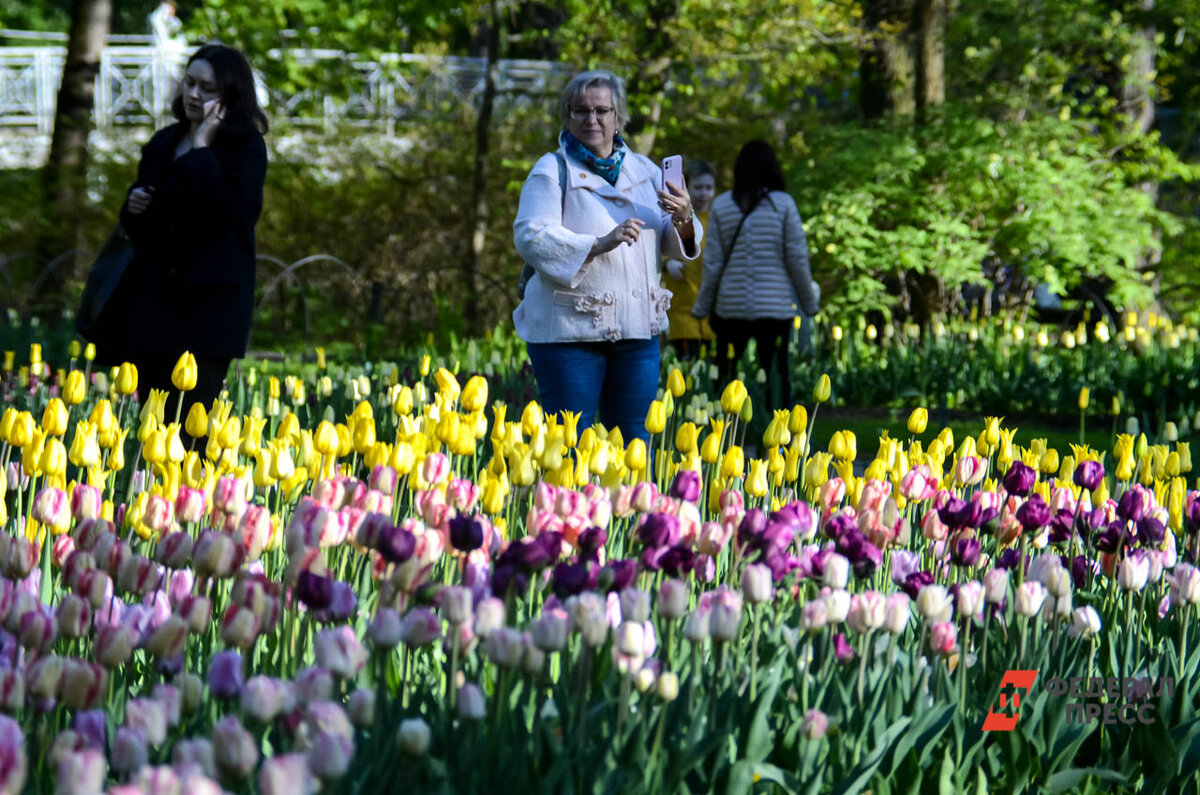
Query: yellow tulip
63 370 87 406
315 346 327 369
805 452 832 488
829 430 857 462
700 429 722 465
68 421 101 468
785 445 802 482
107 428 128 472
114 362 138 396
140 389 167 427
645 401 667 435
560 410 580 449
420 355 432 377
143 428 168 465
309 420 337 457
434 367 461 402
720 380 748 415
182 402 207 439
171 351 198 392
813 374 831 403
276 412 300 444
353 416 377 454
907 408 928 435
676 422 699 454
721 446 745 480
39 438 67 477
745 459 769 497
216 416 242 451
667 368 686 398
29 343 41 367
41 398 68 436
0 407 16 443
165 423 186 463
21 428 46 476
461 375 488 412
1039 448 1060 476
789 405 808 435
521 401 544 438
625 438 648 472
1077 387 1089 411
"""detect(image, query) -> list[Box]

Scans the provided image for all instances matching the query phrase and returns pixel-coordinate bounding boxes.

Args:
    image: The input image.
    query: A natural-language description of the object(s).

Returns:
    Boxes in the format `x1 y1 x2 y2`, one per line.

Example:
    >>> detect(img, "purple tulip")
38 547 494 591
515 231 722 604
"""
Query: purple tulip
737 510 769 548
448 515 484 553
1093 522 1124 553
833 633 856 665
824 512 857 541
901 571 934 600
762 548 798 581
658 544 696 578
72 710 107 750
534 531 564 566
1117 487 1147 523
950 536 982 568
1016 494 1051 531
1048 510 1075 545
637 513 680 548
1185 497 1200 535
669 470 702 503
1002 461 1037 497
490 563 528 598
208 650 244 698
576 527 608 559
939 497 983 530
296 571 333 611
315 581 358 622
1137 516 1166 548
1068 555 1095 589
1074 460 1105 491
601 559 638 592
995 547 1024 572
850 541 882 579
551 562 592 599
379 526 416 564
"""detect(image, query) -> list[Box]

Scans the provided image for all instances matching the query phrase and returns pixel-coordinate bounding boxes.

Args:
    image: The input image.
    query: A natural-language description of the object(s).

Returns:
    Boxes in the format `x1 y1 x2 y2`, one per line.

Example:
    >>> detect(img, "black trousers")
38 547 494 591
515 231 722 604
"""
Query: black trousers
711 315 794 411
135 350 232 419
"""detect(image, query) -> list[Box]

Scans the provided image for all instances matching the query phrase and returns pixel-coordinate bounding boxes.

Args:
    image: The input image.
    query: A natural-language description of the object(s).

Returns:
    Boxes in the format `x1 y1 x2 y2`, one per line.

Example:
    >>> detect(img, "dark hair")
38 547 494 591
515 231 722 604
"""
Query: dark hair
684 159 717 181
172 44 268 136
732 140 785 213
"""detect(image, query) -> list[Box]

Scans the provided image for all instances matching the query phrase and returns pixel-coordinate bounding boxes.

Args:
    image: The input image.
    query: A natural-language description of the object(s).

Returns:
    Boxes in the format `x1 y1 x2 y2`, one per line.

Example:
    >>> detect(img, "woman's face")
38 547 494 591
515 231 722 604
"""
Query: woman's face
565 86 618 158
690 174 716 213
182 59 220 122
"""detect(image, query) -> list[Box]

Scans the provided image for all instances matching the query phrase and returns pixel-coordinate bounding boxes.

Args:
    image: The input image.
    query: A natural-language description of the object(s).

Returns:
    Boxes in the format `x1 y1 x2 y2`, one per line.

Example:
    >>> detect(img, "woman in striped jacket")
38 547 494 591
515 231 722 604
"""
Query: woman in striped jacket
691 140 820 410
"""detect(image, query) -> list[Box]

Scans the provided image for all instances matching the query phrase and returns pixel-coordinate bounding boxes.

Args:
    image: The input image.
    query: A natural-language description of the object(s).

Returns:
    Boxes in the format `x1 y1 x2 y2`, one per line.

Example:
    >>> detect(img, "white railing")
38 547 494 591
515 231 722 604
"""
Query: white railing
0 34 573 134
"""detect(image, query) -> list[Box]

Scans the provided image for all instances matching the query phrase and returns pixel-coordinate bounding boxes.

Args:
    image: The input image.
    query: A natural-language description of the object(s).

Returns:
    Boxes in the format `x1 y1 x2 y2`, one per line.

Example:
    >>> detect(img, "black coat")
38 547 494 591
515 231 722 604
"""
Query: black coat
105 122 267 362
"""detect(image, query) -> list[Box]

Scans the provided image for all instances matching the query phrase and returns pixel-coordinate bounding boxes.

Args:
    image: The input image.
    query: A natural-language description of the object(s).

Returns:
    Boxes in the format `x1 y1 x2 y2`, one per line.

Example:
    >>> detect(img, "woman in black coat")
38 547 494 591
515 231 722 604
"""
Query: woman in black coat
104 43 268 413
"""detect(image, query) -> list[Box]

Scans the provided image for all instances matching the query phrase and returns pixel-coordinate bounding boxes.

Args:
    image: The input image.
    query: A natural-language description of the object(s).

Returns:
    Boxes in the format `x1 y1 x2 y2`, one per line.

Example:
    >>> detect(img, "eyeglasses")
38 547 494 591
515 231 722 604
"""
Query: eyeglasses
570 106 615 122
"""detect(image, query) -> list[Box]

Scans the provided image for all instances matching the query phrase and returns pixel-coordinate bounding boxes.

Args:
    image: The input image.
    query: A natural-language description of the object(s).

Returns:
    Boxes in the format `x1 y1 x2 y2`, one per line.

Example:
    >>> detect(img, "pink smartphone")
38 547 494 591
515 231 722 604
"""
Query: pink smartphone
662 155 683 192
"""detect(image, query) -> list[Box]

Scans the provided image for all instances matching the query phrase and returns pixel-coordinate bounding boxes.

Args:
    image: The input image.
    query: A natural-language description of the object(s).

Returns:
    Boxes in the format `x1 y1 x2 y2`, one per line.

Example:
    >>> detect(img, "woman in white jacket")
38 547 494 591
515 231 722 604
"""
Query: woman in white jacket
513 71 702 442
692 140 820 411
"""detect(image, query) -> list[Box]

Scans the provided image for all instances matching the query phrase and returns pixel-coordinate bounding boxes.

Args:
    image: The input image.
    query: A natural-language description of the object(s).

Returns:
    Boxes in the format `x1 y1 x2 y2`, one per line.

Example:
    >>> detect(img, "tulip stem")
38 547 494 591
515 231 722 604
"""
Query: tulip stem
750 604 761 703
959 621 970 714
856 630 870 707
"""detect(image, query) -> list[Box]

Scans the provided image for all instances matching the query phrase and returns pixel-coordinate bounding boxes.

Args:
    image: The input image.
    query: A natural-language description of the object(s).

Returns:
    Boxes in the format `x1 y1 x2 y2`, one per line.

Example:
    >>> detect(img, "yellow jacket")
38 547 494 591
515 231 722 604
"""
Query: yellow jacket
665 211 714 341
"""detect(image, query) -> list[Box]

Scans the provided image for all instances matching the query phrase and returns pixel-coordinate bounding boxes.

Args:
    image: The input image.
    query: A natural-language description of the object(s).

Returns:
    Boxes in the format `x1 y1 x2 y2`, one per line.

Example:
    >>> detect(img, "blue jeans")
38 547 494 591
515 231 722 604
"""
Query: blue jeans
526 338 660 443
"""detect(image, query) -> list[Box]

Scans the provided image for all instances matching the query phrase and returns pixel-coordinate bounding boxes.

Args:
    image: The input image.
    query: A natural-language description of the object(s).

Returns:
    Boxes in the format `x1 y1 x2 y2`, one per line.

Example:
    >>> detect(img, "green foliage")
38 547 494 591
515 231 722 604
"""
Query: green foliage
790 108 1196 323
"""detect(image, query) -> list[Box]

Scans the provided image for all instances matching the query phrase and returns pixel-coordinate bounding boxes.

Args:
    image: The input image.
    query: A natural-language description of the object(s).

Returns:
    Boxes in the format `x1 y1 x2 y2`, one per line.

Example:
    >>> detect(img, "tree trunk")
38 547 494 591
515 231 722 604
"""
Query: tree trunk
466 0 501 336
860 0 915 120
623 0 677 154
43 0 112 284
914 0 947 125
1121 0 1156 135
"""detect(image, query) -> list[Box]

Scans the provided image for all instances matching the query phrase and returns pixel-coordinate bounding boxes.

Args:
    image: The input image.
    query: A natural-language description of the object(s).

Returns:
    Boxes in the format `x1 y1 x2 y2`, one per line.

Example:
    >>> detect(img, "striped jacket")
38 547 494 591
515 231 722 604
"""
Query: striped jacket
692 190 819 321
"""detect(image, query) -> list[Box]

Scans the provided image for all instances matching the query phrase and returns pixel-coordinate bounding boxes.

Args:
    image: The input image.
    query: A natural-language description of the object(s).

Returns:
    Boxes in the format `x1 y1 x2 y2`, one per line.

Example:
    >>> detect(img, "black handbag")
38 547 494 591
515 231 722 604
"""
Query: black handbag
75 224 135 340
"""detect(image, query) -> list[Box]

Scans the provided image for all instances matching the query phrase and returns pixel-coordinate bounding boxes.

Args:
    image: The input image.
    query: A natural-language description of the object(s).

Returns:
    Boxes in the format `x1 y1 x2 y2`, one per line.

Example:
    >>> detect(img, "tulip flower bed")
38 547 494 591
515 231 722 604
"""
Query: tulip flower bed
1 344 1199 793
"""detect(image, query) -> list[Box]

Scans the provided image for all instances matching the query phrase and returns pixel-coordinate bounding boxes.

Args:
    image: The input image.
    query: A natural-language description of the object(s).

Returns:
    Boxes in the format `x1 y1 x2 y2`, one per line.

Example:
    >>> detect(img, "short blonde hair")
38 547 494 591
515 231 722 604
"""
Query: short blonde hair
559 70 628 132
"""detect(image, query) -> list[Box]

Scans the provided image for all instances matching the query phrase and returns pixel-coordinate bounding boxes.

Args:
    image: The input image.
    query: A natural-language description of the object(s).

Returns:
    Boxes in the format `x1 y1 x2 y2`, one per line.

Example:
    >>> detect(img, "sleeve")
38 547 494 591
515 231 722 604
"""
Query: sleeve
173 132 268 230
691 209 723 318
657 161 703 262
513 154 598 289
118 136 161 243
783 199 820 316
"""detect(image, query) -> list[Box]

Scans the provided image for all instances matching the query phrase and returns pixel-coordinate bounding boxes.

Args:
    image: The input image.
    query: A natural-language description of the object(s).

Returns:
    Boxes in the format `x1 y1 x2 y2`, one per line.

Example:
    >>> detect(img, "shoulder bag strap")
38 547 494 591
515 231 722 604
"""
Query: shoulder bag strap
704 206 751 316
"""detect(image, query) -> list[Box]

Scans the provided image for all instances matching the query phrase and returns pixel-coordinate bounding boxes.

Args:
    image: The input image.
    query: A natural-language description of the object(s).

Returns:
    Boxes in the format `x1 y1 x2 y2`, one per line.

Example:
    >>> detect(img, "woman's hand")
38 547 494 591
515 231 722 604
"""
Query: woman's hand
592 218 646 257
193 99 225 148
127 186 154 215
657 179 693 227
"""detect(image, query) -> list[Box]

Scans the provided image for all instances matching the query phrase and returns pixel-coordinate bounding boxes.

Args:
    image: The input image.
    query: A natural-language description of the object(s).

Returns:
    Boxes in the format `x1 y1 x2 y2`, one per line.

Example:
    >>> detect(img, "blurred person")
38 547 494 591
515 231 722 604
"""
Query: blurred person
663 159 717 360
102 43 268 415
513 70 703 442
692 140 819 411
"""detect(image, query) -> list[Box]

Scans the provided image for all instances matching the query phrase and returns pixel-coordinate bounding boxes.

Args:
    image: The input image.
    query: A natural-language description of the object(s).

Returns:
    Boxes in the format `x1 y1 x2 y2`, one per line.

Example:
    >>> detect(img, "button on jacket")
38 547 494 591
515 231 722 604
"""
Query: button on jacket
513 146 703 343
693 191 819 321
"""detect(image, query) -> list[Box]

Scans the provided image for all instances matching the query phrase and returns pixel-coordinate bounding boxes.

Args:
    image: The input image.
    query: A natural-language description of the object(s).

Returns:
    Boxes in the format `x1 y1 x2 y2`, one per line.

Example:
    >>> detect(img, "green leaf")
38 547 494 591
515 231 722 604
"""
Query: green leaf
1043 767 1129 793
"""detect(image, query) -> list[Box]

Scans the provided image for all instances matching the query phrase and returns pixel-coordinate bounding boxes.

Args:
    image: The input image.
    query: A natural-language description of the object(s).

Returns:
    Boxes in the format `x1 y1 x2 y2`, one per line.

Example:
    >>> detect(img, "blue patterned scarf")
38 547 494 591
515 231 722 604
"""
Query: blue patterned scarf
562 130 627 186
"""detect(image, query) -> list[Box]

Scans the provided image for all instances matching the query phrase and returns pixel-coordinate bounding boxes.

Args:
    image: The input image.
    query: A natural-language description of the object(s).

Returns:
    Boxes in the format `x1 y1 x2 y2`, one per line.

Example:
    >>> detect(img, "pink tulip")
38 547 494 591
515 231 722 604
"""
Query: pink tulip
930 622 957 656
